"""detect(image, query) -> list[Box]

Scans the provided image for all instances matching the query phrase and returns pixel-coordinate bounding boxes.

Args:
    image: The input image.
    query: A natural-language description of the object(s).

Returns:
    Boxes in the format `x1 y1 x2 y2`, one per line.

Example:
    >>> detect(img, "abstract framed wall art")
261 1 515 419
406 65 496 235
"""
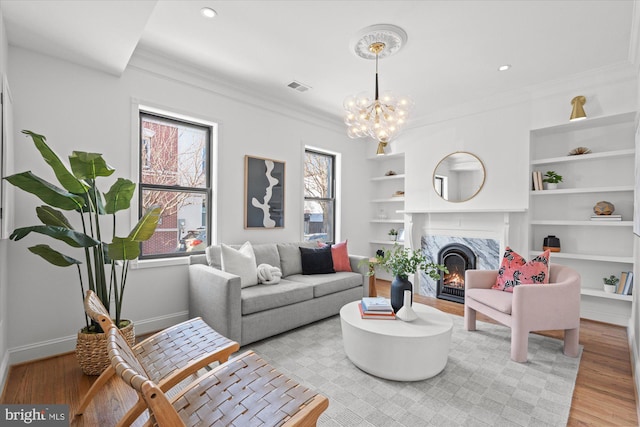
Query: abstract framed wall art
244 155 285 229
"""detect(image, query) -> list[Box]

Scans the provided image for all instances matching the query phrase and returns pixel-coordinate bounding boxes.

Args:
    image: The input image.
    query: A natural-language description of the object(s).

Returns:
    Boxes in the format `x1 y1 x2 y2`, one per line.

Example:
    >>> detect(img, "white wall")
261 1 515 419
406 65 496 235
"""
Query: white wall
401 102 531 214
0 5 10 391
5 46 370 364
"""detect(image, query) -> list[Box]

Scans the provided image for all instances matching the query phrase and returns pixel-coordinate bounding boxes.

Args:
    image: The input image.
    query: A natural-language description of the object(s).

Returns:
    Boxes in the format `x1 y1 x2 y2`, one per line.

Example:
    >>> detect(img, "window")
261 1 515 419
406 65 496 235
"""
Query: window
303 149 335 243
139 111 213 258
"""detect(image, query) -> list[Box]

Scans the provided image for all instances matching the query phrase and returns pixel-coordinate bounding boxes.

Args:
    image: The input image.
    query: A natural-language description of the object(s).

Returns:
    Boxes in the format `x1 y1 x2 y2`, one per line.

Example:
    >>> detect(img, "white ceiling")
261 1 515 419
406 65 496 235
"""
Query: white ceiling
1 0 637 123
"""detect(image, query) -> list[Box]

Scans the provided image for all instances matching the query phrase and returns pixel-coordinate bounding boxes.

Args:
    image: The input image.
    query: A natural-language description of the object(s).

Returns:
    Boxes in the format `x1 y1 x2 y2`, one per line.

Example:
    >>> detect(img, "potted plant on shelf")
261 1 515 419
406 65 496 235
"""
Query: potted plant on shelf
375 244 447 313
388 228 398 241
4 130 161 375
603 275 619 293
543 171 563 190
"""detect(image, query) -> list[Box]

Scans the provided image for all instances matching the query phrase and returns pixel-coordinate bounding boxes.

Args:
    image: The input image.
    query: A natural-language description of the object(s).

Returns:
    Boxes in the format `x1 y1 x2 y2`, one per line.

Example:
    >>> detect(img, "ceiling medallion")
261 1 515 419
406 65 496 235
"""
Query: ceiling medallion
344 24 413 155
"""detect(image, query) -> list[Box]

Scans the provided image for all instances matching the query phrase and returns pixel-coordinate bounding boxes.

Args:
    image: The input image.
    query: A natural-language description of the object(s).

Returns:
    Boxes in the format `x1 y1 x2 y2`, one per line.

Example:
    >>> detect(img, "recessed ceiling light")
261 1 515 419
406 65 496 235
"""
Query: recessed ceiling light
200 7 217 18
498 64 511 72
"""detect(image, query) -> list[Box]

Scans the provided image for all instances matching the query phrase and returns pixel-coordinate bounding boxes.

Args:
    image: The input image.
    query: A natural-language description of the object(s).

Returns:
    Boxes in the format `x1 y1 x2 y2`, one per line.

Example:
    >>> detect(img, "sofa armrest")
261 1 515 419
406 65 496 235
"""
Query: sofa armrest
188 264 242 343
349 254 369 277
349 255 370 297
465 269 498 290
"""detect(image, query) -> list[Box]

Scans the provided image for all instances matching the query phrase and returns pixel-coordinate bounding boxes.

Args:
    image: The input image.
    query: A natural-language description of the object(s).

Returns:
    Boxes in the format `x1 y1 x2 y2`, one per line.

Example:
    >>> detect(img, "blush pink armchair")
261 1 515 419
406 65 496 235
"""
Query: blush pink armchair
464 264 581 363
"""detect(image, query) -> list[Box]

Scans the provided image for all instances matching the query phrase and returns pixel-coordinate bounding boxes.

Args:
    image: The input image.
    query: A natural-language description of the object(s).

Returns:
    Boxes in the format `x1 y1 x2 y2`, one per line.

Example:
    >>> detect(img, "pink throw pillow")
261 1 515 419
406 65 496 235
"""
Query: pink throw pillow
317 240 352 272
492 247 550 292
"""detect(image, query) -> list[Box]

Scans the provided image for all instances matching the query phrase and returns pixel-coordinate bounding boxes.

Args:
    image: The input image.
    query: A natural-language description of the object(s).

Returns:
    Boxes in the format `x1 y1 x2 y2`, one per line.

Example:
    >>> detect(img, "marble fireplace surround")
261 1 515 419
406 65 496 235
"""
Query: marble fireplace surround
403 211 519 298
419 234 500 297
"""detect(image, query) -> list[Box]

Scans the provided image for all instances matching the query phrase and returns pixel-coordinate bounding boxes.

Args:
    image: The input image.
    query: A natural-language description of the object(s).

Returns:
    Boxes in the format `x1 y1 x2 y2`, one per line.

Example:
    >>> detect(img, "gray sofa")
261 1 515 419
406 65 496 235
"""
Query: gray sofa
189 242 369 345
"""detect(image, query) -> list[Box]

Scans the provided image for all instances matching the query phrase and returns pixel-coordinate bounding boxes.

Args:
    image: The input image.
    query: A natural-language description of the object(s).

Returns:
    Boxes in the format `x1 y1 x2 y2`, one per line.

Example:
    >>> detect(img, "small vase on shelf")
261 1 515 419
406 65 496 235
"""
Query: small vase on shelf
396 290 418 322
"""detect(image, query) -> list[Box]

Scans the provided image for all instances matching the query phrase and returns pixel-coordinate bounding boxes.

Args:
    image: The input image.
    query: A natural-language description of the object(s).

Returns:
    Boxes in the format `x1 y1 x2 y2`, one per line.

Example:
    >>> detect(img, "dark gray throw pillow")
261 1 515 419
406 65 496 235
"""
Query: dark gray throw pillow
299 246 335 275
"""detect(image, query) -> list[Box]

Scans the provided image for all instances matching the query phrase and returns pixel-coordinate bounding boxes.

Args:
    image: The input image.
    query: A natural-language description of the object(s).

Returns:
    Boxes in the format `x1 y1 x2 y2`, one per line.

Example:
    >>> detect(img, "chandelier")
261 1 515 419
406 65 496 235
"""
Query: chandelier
344 25 413 155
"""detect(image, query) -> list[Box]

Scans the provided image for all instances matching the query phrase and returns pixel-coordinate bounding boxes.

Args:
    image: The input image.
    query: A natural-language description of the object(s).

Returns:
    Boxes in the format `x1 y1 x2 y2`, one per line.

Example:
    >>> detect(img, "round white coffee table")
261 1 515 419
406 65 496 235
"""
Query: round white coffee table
339 301 453 381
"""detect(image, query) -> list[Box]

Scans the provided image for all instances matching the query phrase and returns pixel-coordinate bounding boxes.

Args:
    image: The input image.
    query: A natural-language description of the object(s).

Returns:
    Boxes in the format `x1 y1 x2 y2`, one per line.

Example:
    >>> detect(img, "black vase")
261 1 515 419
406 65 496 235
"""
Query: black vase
391 275 413 313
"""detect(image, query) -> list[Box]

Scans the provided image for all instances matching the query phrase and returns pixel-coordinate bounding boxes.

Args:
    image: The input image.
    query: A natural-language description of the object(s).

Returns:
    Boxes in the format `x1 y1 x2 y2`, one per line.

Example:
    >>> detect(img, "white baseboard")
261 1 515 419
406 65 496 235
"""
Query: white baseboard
580 307 629 326
7 311 189 366
0 349 10 396
628 316 640 423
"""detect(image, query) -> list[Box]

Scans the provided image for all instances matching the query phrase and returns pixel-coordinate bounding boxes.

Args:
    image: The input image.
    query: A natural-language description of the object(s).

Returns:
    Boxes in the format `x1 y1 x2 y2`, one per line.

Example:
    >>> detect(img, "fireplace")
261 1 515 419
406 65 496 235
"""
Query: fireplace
436 243 477 303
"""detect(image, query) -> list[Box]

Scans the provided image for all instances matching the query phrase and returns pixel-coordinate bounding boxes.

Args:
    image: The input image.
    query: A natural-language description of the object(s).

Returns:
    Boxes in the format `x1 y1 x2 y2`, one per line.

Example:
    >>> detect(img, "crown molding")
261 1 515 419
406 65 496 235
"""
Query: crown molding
406 61 636 128
128 47 345 135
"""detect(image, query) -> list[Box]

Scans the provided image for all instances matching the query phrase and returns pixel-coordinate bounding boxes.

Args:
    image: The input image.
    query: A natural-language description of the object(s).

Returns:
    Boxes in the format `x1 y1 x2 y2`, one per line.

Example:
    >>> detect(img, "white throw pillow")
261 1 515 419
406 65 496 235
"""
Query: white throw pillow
221 242 258 288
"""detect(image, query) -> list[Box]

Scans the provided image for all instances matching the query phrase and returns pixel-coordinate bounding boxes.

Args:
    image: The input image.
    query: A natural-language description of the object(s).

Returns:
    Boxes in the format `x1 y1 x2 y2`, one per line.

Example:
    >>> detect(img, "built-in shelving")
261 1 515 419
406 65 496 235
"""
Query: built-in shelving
529 250 634 264
530 148 635 165
530 185 634 195
369 152 405 282
371 174 405 182
371 197 405 203
530 220 633 227
581 288 633 302
528 111 636 325
370 219 404 224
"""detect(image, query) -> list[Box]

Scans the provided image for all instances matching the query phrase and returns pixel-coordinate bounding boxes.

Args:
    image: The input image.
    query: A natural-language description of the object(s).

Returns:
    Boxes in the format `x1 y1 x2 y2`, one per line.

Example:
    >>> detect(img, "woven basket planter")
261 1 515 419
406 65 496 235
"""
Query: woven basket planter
76 321 135 376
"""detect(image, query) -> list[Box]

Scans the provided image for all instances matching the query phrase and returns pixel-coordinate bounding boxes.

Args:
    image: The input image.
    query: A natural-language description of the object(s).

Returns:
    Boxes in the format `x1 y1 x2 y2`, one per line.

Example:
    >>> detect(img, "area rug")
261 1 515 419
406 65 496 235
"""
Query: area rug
245 314 582 427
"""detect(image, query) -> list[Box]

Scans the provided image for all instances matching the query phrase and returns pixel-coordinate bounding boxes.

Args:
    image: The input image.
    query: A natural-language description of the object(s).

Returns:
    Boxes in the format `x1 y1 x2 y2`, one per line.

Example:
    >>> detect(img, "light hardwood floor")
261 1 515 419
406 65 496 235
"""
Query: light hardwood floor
1 280 638 426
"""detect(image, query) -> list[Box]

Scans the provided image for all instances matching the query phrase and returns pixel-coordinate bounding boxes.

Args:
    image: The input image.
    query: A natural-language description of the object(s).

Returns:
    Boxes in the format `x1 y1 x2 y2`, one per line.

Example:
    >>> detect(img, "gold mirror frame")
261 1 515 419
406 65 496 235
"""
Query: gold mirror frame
433 151 486 203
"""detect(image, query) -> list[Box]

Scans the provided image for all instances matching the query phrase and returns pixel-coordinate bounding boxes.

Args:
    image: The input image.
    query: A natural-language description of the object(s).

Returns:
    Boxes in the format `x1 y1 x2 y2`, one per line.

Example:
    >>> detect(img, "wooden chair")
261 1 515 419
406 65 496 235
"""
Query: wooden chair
75 290 240 426
107 325 329 426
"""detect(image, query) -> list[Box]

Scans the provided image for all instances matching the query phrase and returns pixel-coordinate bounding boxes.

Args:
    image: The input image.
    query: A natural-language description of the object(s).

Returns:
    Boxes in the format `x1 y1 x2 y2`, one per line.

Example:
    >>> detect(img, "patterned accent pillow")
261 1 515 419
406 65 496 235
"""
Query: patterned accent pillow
492 247 550 292
317 240 352 272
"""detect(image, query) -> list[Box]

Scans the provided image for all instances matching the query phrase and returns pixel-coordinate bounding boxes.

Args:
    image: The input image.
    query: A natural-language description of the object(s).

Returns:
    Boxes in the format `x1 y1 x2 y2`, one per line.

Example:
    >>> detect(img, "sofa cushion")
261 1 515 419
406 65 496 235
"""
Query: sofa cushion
207 242 280 270
241 279 314 315
318 240 352 272
286 272 362 298
467 288 513 314
252 243 280 267
277 242 316 277
300 246 335 275
205 245 223 269
221 242 258 288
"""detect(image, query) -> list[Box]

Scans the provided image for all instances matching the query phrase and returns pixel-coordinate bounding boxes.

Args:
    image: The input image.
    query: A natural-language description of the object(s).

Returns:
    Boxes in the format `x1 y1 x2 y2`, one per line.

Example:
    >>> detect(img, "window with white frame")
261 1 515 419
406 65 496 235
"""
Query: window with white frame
303 149 335 243
139 111 214 258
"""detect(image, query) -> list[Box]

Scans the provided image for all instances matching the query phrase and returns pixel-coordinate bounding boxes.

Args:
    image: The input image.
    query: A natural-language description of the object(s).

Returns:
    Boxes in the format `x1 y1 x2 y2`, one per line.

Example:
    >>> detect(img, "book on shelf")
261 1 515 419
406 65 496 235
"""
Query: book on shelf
361 297 393 311
616 272 627 294
358 303 395 319
623 271 634 295
531 171 543 191
590 215 622 221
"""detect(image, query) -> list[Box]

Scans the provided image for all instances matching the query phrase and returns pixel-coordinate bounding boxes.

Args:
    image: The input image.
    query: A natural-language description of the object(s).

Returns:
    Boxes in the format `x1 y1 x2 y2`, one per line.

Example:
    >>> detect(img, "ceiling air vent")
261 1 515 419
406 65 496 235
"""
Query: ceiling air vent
287 80 311 92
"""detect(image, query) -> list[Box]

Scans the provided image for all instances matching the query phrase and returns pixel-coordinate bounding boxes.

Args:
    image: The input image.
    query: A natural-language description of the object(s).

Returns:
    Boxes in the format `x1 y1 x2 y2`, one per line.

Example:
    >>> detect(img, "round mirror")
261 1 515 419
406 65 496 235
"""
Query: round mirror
433 152 486 202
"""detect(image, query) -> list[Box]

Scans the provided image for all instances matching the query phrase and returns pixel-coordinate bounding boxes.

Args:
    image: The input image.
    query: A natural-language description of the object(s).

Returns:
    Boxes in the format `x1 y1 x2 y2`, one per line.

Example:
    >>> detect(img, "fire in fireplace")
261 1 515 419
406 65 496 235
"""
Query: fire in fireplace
437 243 477 303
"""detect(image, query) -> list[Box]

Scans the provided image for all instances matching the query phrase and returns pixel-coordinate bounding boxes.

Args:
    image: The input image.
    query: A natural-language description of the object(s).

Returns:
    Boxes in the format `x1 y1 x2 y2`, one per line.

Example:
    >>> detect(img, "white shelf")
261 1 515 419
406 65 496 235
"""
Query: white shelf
580 288 633 302
530 220 633 227
370 219 404 224
370 174 405 182
530 112 636 136
371 197 405 203
369 240 403 245
531 148 635 165
529 111 636 324
530 185 634 195
399 208 526 214
529 250 634 263
367 152 405 160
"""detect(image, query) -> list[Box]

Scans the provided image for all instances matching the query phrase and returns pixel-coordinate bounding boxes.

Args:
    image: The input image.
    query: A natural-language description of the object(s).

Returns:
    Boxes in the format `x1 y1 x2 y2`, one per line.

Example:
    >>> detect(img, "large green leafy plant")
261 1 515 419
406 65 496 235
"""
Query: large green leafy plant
375 244 447 280
5 130 160 331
